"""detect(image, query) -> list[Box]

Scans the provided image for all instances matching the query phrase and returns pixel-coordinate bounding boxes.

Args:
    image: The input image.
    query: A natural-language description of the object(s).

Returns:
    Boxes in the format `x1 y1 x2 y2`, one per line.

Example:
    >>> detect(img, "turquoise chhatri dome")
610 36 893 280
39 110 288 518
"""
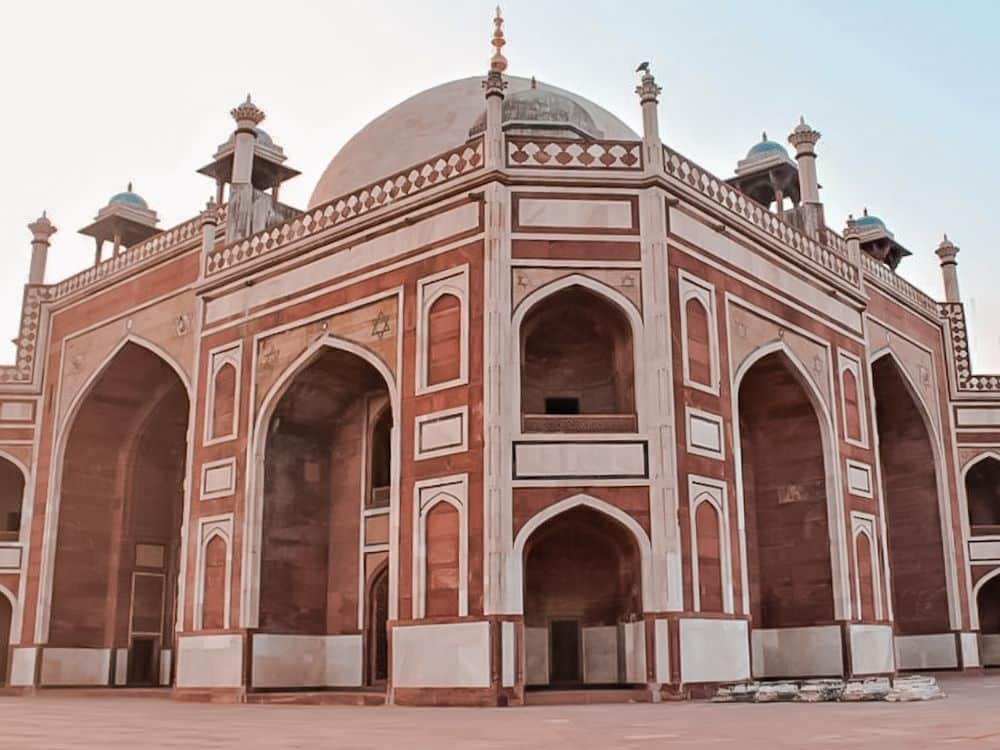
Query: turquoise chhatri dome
746 132 789 159
108 182 148 209
855 210 886 230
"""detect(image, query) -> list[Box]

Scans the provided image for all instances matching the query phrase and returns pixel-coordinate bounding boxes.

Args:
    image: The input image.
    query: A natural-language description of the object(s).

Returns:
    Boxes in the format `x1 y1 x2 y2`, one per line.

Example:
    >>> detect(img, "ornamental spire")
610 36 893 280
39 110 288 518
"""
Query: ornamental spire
230 93 265 128
490 6 508 72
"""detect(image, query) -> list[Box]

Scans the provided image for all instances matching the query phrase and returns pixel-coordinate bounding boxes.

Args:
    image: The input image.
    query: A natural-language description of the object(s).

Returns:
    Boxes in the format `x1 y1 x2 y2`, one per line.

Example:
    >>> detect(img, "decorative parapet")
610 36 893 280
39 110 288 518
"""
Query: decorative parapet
0 286 45 385
48 211 215 300
205 137 485 277
858 251 939 317
662 145 859 289
940 302 1000 392
507 137 643 170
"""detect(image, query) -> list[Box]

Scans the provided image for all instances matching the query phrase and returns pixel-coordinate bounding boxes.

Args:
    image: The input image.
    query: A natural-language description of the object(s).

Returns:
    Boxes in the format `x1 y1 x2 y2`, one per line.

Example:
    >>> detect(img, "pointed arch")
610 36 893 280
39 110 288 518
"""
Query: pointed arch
242 334 400 629
870 350 960 632
35 335 193 644
731 340 850 620
507 493 653 613
511 274 647 434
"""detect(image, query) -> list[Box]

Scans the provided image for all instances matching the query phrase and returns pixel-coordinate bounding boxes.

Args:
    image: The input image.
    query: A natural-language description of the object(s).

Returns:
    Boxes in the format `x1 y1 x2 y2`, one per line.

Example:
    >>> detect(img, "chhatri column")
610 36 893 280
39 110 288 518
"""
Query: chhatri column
226 94 265 243
788 117 823 238
482 6 508 170
936 234 961 303
634 64 663 172
230 94 264 186
27 211 57 285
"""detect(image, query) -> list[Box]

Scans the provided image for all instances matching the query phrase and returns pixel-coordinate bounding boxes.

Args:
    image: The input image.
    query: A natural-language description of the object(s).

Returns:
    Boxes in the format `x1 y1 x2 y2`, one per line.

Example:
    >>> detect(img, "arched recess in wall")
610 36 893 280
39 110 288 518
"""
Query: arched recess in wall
974 568 1000 666
0 452 27 541
244 336 399 632
854 528 877 621
693 497 724 612
516 276 641 434
197 530 230 630
733 342 847 625
422 496 462 618
841 367 862 443
684 297 712 388
964 454 1000 533
870 352 952 635
0 585 14 686
516 497 647 688
425 293 462 387
45 337 191 686
211 363 237 440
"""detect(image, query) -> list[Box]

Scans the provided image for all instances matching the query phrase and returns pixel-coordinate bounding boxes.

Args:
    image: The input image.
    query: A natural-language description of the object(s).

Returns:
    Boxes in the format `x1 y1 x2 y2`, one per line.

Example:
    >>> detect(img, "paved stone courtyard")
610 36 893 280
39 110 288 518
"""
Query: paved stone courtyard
2 673 999 749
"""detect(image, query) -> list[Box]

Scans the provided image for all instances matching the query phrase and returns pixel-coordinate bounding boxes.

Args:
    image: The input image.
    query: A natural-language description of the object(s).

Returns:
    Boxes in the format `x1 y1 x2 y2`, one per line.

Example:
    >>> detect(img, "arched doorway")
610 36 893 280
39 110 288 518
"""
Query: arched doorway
871 355 950 637
258 345 392 689
978 574 1000 667
366 565 389 685
738 351 835 629
0 592 11 686
520 284 636 433
0 458 24 542
49 342 189 686
522 506 643 688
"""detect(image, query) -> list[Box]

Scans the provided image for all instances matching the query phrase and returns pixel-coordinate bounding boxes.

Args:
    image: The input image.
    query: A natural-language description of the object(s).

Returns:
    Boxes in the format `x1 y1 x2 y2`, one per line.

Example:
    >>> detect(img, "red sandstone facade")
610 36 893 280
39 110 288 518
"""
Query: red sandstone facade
1 18 999 705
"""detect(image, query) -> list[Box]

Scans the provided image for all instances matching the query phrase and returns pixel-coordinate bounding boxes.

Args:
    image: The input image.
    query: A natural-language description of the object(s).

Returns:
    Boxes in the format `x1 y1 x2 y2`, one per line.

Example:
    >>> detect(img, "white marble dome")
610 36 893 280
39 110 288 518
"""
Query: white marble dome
308 76 638 208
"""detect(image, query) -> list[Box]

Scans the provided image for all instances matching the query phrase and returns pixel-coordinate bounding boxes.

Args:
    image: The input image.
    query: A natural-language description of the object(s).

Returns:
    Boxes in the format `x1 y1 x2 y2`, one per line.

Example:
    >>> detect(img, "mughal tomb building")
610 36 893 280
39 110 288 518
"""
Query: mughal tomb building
1 12 999 704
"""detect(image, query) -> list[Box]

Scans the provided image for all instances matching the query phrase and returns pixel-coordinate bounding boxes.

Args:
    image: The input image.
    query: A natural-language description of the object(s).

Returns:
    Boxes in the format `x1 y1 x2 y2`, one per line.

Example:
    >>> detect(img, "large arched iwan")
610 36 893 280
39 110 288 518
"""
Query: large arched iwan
871 355 950 635
259 347 391 640
49 342 189 686
737 351 835 628
522 506 642 687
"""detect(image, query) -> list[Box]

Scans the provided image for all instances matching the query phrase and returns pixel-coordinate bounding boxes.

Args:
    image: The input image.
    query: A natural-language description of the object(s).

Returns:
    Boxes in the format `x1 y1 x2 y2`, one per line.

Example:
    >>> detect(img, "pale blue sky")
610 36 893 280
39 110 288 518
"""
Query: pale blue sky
2 1 998 367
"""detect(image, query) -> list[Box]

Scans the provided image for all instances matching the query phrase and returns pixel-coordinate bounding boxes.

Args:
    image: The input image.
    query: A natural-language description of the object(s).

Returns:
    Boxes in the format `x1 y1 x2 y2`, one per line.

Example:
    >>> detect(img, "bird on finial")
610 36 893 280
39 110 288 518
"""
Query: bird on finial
490 6 508 72
863 207 869 217
636 61 650 74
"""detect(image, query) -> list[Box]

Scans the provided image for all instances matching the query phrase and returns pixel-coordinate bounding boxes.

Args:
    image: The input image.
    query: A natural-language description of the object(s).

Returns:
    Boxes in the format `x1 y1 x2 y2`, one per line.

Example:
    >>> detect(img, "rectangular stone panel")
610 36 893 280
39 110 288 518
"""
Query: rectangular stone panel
956 407 1000 427
515 197 635 233
175 634 243 688
513 441 648 480
894 633 958 670
0 544 22 569
679 618 750 684
969 539 1000 561
392 621 491 688
751 625 843 678
848 624 894 675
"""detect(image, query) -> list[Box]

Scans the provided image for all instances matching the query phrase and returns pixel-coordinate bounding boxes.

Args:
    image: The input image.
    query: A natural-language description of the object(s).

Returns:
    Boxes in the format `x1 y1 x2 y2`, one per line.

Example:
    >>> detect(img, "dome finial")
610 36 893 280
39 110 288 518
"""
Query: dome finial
127 181 133 193
762 131 767 141
490 5 508 73
863 207 869 217
231 94 265 127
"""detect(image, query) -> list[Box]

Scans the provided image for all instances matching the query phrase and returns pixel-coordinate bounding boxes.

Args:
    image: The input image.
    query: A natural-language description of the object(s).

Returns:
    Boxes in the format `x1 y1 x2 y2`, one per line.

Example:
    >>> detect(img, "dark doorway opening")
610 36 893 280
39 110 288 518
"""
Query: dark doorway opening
127 637 158 686
367 566 389 685
549 619 581 684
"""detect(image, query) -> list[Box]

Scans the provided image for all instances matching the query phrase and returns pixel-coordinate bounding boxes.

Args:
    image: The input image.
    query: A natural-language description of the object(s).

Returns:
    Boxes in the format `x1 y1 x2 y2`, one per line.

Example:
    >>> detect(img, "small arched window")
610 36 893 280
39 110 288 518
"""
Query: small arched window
368 408 392 509
426 294 462 387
